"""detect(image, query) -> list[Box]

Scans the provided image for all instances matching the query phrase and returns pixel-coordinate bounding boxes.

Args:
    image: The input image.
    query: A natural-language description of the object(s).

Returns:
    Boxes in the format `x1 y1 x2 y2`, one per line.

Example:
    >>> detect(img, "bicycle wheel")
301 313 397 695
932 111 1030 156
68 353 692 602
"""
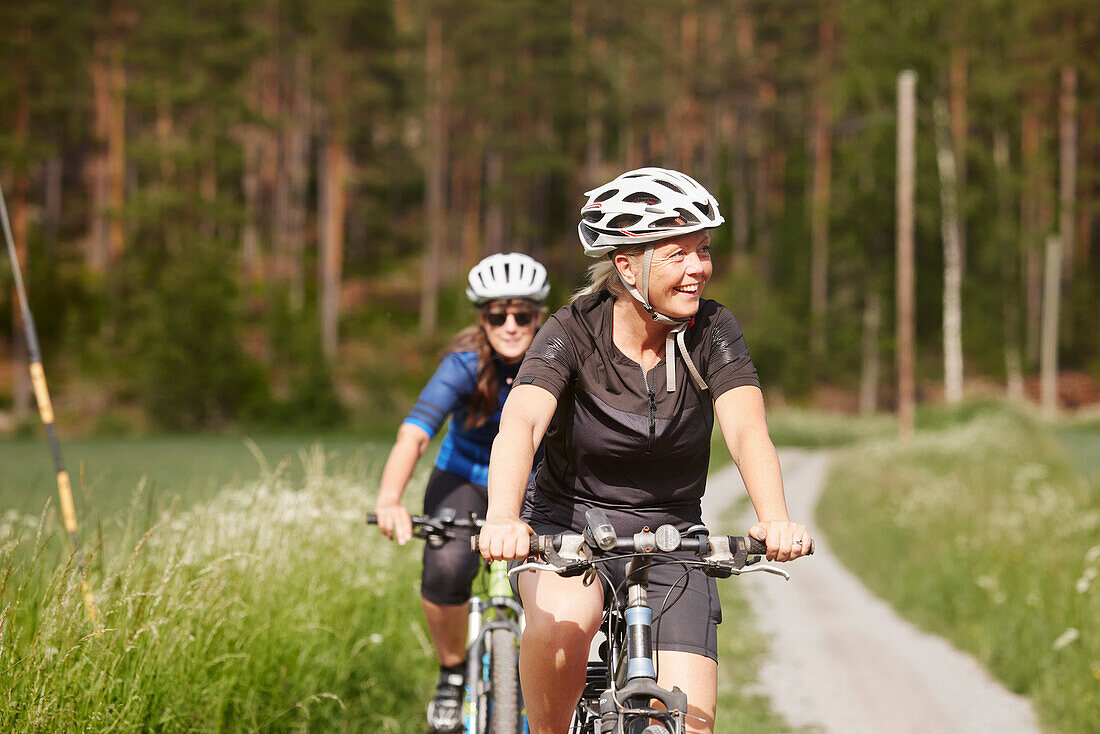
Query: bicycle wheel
488 627 521 734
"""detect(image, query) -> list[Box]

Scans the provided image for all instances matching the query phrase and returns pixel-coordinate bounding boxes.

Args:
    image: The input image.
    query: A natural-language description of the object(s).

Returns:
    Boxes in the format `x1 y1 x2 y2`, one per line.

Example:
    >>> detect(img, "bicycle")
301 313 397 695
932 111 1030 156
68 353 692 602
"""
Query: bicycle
478 508 810 734
367 509 527 734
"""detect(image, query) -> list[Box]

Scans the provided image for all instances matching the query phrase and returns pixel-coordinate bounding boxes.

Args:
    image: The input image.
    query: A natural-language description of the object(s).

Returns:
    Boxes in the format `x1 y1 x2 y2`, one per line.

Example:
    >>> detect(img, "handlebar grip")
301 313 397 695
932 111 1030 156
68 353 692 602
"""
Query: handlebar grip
747 536 816 555
366 513 378 525
470 534 480 552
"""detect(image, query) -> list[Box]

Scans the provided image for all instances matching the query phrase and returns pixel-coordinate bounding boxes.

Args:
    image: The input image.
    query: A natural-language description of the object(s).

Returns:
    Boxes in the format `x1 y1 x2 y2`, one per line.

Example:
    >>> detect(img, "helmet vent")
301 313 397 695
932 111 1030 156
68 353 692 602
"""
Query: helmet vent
625 192 660 205
655 179 685 195
608 214 643 229
652 216 687 228
696 201 712 219
582 211 603 223
674 208 700 225
594 188 618 203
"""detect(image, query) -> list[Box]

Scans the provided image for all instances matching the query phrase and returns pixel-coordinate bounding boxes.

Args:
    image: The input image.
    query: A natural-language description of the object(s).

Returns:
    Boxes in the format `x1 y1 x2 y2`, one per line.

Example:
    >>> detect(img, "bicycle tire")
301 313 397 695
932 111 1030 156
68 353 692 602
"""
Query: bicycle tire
488 627 521 734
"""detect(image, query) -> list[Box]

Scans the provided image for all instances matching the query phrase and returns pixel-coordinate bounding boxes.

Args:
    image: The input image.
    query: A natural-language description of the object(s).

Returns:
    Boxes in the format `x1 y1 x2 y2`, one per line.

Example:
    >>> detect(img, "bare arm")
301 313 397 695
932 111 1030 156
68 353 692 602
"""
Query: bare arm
374 422 432 544
479 383 557 561
714 385 811 561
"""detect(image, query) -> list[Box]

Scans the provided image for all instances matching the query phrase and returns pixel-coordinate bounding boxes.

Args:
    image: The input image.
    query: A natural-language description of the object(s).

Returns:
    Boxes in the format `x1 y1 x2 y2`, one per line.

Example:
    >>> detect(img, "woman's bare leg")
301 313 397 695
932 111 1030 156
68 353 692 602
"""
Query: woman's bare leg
655 650 718 734
517 569 605 734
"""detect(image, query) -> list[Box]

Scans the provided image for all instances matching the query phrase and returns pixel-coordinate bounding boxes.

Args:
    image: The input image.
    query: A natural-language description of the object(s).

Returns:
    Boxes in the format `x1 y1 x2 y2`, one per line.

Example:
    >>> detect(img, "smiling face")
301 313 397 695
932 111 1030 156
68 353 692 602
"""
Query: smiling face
619 232 713 320
480 299 542 363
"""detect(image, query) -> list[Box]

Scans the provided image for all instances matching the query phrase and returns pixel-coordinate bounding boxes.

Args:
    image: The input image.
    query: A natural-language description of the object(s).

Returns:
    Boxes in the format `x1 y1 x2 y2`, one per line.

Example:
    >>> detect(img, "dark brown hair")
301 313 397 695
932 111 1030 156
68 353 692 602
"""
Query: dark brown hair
446 324 500 430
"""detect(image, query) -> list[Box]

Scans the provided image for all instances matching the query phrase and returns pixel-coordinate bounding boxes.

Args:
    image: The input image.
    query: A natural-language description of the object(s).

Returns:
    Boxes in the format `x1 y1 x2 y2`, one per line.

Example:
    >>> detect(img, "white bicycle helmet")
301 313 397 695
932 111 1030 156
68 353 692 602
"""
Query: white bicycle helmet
465 252 550 305
577 168 724 395
578 167 724 256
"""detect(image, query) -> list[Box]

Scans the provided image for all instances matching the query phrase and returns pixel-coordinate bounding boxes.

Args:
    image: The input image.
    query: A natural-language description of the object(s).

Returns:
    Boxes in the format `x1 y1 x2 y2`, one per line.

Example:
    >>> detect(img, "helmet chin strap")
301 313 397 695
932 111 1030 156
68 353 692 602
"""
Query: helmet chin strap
614 248 709 394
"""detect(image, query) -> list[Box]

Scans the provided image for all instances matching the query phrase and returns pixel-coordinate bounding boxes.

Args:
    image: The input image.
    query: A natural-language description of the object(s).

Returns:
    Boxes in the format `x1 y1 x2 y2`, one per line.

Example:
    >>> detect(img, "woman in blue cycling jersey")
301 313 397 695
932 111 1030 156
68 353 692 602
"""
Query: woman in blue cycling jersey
374 252 549 732
478 168 812 734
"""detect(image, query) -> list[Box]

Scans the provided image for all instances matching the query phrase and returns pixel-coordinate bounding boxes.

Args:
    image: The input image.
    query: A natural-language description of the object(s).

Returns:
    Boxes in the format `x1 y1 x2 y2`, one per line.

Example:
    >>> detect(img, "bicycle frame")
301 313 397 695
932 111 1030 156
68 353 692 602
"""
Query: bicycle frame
366 511 528 734
576 555 688 734
465 560 527 734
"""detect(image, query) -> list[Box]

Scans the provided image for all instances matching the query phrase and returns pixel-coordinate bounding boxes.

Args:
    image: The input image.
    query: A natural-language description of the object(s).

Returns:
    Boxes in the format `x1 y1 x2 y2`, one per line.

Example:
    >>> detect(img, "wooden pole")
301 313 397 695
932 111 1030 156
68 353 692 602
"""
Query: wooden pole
896 71 917 441
1 178 100 623
1040 234 1062 418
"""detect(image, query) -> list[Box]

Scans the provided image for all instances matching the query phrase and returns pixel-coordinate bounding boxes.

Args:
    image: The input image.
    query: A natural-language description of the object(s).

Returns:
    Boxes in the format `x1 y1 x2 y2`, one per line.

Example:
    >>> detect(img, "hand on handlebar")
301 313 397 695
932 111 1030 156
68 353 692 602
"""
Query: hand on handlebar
373 499 413 545
477 517 534 562
748 520 813 562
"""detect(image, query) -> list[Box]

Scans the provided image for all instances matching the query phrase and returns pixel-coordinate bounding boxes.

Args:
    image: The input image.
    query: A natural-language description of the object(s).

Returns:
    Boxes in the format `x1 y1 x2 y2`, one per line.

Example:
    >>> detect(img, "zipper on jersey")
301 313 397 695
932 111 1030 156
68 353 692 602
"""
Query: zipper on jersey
640 366 656 453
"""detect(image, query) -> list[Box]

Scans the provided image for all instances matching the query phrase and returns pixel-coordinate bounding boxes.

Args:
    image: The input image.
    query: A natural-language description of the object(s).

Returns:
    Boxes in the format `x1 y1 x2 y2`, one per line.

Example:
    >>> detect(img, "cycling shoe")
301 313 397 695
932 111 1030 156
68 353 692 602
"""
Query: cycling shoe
426 671 465 732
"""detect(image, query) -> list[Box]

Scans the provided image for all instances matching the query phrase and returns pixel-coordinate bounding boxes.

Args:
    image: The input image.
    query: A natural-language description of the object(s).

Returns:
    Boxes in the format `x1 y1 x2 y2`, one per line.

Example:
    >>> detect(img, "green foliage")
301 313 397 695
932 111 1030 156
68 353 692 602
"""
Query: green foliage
0 450 434 732
2 0 1099 433
709 262 813 400
118 238 271 430
817 406 1100 733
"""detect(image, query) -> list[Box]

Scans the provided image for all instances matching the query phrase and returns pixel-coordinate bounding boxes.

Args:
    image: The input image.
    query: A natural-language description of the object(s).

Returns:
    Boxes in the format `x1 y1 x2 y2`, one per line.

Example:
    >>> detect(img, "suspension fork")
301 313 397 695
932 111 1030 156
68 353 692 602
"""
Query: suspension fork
624 556 655 681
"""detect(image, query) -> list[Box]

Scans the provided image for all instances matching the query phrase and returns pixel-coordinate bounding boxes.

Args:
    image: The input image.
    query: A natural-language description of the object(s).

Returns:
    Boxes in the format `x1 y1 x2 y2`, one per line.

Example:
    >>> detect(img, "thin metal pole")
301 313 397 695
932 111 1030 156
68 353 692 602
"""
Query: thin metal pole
1 177 100 622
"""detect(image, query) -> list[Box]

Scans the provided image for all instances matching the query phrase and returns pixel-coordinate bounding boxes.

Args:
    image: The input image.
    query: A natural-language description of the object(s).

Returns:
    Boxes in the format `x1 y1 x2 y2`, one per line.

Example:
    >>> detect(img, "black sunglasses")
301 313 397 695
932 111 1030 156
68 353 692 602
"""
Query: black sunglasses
485 310 536 327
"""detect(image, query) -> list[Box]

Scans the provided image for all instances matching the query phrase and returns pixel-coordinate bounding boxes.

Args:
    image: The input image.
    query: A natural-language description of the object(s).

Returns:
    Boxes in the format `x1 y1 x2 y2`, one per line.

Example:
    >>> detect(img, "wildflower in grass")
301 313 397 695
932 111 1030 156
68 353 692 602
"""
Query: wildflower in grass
369 633 384 644
1086 545 1100 565
1052 627 1080 651
1076 567 1097 594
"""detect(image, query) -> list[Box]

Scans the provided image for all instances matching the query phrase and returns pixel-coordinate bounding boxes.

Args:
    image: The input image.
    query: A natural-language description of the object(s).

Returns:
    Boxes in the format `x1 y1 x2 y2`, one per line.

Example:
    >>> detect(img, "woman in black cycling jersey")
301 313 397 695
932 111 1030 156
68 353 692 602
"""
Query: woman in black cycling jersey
478 168 812 734
374 252 548 732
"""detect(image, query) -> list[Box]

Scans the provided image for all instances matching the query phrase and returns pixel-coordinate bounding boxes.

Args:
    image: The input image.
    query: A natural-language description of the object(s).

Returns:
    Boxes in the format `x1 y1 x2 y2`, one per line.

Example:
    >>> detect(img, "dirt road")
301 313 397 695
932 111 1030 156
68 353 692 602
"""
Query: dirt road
703 449 1044 734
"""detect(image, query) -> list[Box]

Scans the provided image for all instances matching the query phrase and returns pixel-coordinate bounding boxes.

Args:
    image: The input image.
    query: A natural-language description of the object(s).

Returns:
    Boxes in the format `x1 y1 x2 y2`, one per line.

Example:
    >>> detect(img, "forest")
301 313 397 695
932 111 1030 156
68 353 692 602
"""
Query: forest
1 0 1097 433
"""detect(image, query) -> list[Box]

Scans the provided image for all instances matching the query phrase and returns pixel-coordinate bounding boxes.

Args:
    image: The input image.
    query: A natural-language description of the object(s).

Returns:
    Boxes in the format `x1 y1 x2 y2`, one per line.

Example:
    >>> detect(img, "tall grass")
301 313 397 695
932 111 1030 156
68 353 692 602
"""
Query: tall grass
817 407 1100 734
0 445 433 732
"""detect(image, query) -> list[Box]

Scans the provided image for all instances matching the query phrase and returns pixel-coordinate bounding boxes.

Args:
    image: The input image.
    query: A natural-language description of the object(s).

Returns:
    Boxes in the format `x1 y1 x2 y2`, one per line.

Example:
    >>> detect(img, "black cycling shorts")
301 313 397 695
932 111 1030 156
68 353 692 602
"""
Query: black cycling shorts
419 468 487 606
517 521 723 661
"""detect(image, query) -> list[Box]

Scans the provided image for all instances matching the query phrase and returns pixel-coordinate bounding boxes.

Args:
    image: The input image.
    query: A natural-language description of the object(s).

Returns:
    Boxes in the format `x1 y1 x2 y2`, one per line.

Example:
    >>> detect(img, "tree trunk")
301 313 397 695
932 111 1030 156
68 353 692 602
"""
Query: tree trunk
896 71 917 441
274 50 311 312
420 10 446 336
809 3 834 365
482 63 505 258
87 50 111 273
106 47 126 263
241 128 264 284
1040 234 1062 418
459 120 484 273
934 98 964 404
1021 107 1041 368
950 46 968 266
43 157 63 249
673 4 699 172
319 133 348 360
994 129 1025 402
859 289 881 415
1059 65 1077 276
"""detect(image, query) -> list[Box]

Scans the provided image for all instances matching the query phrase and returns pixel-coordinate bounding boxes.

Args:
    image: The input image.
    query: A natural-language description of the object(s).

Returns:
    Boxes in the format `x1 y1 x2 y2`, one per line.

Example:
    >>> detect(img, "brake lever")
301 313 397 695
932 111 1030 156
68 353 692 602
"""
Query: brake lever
508 561 560 576
725 563 791 580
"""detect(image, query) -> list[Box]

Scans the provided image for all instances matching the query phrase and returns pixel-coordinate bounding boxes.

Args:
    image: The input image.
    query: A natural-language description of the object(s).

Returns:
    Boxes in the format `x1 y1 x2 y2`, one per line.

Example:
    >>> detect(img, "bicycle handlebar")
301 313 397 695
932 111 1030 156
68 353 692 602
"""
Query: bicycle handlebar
470 518 812 580
366 511 484 545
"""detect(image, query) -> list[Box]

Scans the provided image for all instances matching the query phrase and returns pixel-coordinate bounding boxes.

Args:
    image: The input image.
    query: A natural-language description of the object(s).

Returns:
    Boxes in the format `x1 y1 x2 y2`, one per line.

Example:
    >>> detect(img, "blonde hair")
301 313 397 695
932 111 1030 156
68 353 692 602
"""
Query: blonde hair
571 245 648 303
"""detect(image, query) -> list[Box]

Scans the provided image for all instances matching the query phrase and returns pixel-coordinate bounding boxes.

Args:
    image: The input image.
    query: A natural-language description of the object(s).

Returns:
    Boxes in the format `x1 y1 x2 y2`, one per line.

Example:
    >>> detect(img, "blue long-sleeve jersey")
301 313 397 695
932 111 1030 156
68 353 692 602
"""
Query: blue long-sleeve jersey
404 350 521 487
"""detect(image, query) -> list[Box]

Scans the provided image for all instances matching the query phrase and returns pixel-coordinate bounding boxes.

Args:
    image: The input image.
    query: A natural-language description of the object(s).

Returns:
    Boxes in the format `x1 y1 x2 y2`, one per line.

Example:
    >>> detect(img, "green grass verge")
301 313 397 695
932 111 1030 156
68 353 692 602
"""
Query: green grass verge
0 445 438 732
816 406 1100 734
0 433 389 520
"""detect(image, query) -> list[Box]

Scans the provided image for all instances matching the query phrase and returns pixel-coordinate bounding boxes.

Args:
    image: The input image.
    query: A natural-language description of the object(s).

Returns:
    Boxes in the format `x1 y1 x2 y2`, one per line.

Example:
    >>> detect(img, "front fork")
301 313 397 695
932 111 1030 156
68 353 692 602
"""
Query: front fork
463 561 528 734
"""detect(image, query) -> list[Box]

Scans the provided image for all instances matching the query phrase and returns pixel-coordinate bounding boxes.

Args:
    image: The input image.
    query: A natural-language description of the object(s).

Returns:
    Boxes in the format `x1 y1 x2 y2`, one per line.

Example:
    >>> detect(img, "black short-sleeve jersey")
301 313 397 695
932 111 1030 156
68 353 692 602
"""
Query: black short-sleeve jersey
514 291 759 534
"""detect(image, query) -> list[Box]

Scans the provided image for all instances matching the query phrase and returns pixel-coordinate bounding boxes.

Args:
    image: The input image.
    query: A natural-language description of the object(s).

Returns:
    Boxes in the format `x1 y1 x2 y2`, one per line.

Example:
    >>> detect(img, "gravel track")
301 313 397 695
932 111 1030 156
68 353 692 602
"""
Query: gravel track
703 449 1044 734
